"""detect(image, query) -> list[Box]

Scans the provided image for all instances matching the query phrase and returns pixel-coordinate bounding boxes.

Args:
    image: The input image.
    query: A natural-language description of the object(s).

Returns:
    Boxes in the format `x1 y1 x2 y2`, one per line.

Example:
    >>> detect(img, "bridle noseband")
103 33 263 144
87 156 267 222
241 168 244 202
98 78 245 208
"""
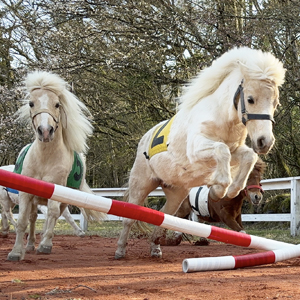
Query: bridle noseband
233 80 275 126
30 109 60 132
244 184 264 197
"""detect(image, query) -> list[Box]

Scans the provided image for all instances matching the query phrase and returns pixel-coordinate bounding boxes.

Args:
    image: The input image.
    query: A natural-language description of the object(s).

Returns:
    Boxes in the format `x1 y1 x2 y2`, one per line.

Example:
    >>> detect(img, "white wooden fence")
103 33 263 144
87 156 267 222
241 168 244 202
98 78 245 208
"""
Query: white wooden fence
10 176 300 236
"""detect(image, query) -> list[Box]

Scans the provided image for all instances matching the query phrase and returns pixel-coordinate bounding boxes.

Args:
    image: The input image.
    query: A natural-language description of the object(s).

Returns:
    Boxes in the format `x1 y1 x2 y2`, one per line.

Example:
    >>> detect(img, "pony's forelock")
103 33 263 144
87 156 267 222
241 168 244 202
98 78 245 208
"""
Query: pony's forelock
17 71 93 154
253 157 266 178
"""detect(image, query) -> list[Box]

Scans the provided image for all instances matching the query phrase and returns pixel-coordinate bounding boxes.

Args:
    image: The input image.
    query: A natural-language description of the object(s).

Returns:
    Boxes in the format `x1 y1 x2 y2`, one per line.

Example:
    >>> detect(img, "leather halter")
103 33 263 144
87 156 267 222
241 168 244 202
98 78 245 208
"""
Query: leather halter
244 184 264 197
30 109 59 132
233 80 275 126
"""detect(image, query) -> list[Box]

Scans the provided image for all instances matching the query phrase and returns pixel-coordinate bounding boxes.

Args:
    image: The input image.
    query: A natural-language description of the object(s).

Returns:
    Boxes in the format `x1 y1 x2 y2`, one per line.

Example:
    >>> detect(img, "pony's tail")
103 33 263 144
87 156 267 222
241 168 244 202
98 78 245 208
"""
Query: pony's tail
79 181 107 222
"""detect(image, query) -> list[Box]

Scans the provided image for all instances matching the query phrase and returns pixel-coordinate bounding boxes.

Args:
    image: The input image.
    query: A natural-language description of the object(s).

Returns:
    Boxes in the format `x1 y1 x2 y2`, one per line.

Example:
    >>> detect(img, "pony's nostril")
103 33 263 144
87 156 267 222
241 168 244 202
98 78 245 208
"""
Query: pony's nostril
257 137 266 149
49 127 54 136
37 126 43 136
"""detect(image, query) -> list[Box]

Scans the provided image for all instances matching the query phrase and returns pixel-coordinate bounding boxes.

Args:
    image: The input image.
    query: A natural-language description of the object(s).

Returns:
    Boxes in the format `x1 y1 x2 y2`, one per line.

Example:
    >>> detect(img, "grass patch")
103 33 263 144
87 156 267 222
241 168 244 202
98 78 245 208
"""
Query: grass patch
11 219 300 244
19 219 124 238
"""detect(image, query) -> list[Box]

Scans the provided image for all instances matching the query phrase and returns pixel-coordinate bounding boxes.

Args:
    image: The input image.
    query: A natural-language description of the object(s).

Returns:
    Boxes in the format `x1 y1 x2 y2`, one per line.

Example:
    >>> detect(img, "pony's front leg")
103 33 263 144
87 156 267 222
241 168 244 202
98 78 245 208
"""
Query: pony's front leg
227 145 258 199
187 135 232 199
0 192 17 237
220 210 244 232
7 193 32 261
25 203 38 252
37 200 65 254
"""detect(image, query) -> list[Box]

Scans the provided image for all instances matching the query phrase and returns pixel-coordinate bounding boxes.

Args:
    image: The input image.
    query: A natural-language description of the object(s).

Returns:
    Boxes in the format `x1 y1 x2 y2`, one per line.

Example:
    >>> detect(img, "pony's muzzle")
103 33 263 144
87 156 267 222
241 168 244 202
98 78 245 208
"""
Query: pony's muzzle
37 125 54 142
250 193 263 206
254 135 275 154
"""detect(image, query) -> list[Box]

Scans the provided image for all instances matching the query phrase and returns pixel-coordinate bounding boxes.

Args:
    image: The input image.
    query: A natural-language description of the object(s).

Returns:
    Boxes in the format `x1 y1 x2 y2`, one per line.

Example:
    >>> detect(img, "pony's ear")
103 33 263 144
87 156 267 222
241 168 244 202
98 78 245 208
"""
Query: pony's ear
236 60 250 80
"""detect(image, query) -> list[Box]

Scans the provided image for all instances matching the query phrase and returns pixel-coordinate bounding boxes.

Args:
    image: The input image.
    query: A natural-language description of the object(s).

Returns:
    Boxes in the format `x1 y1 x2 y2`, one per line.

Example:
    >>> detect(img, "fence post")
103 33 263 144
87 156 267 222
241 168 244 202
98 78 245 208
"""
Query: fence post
290 178 300 236
80 213 88 231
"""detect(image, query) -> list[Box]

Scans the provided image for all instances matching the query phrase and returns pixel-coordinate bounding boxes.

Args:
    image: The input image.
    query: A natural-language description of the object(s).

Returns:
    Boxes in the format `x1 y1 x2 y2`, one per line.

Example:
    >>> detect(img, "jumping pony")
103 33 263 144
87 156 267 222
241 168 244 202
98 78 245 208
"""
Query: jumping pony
0 165 85 238
115 47 286 259
7 71 106 261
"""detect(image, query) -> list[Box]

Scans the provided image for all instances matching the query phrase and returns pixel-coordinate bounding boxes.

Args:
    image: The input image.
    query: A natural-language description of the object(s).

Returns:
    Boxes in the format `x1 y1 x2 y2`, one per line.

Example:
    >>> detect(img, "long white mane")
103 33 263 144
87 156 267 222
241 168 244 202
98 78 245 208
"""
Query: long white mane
179 47 286 111
17 71 93 154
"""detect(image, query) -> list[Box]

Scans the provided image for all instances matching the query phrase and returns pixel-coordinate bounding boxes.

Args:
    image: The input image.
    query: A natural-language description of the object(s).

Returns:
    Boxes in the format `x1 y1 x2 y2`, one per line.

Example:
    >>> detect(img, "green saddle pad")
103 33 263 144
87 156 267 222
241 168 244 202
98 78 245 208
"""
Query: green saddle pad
13 144 83 189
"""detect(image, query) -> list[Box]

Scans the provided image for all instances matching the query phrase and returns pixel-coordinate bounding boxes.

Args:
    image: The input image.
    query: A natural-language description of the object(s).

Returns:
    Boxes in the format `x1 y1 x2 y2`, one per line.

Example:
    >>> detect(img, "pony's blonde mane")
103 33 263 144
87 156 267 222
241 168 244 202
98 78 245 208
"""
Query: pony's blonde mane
17 71 93 154
179 47 286 111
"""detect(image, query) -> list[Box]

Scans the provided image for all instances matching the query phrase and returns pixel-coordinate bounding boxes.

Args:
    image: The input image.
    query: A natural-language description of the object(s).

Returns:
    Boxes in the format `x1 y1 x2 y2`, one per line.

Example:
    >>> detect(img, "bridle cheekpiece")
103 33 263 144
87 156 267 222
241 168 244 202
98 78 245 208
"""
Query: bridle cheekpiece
233 80 275 126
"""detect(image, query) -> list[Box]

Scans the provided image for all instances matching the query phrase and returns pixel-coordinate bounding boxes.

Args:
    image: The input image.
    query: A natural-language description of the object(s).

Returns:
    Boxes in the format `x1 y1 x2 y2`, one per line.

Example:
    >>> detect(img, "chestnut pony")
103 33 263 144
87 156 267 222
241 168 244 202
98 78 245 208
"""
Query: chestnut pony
177 157 266 233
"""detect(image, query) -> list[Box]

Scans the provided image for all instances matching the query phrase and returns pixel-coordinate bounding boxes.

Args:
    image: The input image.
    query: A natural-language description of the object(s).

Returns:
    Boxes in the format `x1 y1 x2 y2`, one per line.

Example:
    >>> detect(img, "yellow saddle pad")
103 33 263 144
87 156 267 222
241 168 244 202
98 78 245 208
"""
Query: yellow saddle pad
148 116 175 159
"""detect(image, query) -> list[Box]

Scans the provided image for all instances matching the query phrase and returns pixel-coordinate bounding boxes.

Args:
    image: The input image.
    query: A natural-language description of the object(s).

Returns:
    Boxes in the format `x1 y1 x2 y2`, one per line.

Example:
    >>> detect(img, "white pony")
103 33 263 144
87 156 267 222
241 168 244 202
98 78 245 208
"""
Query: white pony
0 165 85 238
115 47 286 259
7 71 106 261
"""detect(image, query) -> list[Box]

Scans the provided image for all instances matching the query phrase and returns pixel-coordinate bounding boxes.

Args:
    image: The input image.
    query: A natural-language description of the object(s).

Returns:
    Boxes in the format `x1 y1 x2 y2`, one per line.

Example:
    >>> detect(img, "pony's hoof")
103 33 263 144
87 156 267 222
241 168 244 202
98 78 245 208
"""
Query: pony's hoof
7 252 24 261
150 247 162 258
36 245 52 254
210 185 227 200
25 245 35 252
150 250 162 258
226 189 240 199
115 251 125 259
150 242 162 258
77 231 86 238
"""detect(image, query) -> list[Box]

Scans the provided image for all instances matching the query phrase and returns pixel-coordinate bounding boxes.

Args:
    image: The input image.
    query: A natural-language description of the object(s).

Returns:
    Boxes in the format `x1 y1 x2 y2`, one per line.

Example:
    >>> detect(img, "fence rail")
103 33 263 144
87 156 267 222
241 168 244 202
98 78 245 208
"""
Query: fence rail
8 176 300 236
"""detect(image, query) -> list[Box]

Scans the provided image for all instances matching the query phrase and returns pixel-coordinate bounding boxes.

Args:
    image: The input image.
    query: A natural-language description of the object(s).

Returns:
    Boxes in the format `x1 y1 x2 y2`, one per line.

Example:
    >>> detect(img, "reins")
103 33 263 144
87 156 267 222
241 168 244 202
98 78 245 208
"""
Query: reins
233 80 275 126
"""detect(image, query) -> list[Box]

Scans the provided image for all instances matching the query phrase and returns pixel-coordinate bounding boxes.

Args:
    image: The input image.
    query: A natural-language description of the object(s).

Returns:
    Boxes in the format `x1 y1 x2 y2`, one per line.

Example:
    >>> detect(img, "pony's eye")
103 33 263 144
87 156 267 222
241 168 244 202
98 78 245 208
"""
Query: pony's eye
247 96 255 104
55 103 60 108
29 102 34 108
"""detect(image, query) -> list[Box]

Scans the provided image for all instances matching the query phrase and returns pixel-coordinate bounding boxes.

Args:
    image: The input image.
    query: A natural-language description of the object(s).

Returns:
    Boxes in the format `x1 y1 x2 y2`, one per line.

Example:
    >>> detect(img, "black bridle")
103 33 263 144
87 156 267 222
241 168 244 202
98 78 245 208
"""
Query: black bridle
233 80 275 126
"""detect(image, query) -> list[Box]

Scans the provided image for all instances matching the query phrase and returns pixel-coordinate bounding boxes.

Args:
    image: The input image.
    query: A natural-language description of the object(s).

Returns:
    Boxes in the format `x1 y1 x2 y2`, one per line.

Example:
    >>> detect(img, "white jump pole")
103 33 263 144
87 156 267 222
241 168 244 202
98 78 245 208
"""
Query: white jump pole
0 169 298 271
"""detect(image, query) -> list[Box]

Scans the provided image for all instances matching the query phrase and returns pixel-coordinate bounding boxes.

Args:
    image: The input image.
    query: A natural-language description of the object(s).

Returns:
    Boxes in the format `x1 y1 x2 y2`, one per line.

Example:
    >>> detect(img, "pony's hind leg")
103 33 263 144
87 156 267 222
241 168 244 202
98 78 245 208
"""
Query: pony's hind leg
150 186 189 258
62 206 85 237
1 210 10 238
115 172 160 259
0 190 17 237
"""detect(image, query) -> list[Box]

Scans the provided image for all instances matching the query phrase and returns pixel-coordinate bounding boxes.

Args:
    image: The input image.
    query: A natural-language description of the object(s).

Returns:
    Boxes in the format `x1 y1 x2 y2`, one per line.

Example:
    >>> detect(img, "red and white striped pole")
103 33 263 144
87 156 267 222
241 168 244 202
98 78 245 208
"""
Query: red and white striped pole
182 245 300 272
0 169 298 271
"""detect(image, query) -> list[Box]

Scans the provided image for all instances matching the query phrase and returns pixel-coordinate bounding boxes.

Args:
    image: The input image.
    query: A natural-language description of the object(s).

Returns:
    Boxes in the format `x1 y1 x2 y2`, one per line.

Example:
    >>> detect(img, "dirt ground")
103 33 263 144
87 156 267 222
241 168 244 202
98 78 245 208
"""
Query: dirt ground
1 233 300 300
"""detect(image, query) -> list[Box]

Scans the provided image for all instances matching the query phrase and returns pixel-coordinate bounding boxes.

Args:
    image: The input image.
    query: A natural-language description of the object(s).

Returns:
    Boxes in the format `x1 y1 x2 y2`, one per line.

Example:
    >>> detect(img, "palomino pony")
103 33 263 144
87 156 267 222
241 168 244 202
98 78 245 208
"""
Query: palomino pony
177 157 266 233
7 71 105 261
0 165 85 238
115 47 285 259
